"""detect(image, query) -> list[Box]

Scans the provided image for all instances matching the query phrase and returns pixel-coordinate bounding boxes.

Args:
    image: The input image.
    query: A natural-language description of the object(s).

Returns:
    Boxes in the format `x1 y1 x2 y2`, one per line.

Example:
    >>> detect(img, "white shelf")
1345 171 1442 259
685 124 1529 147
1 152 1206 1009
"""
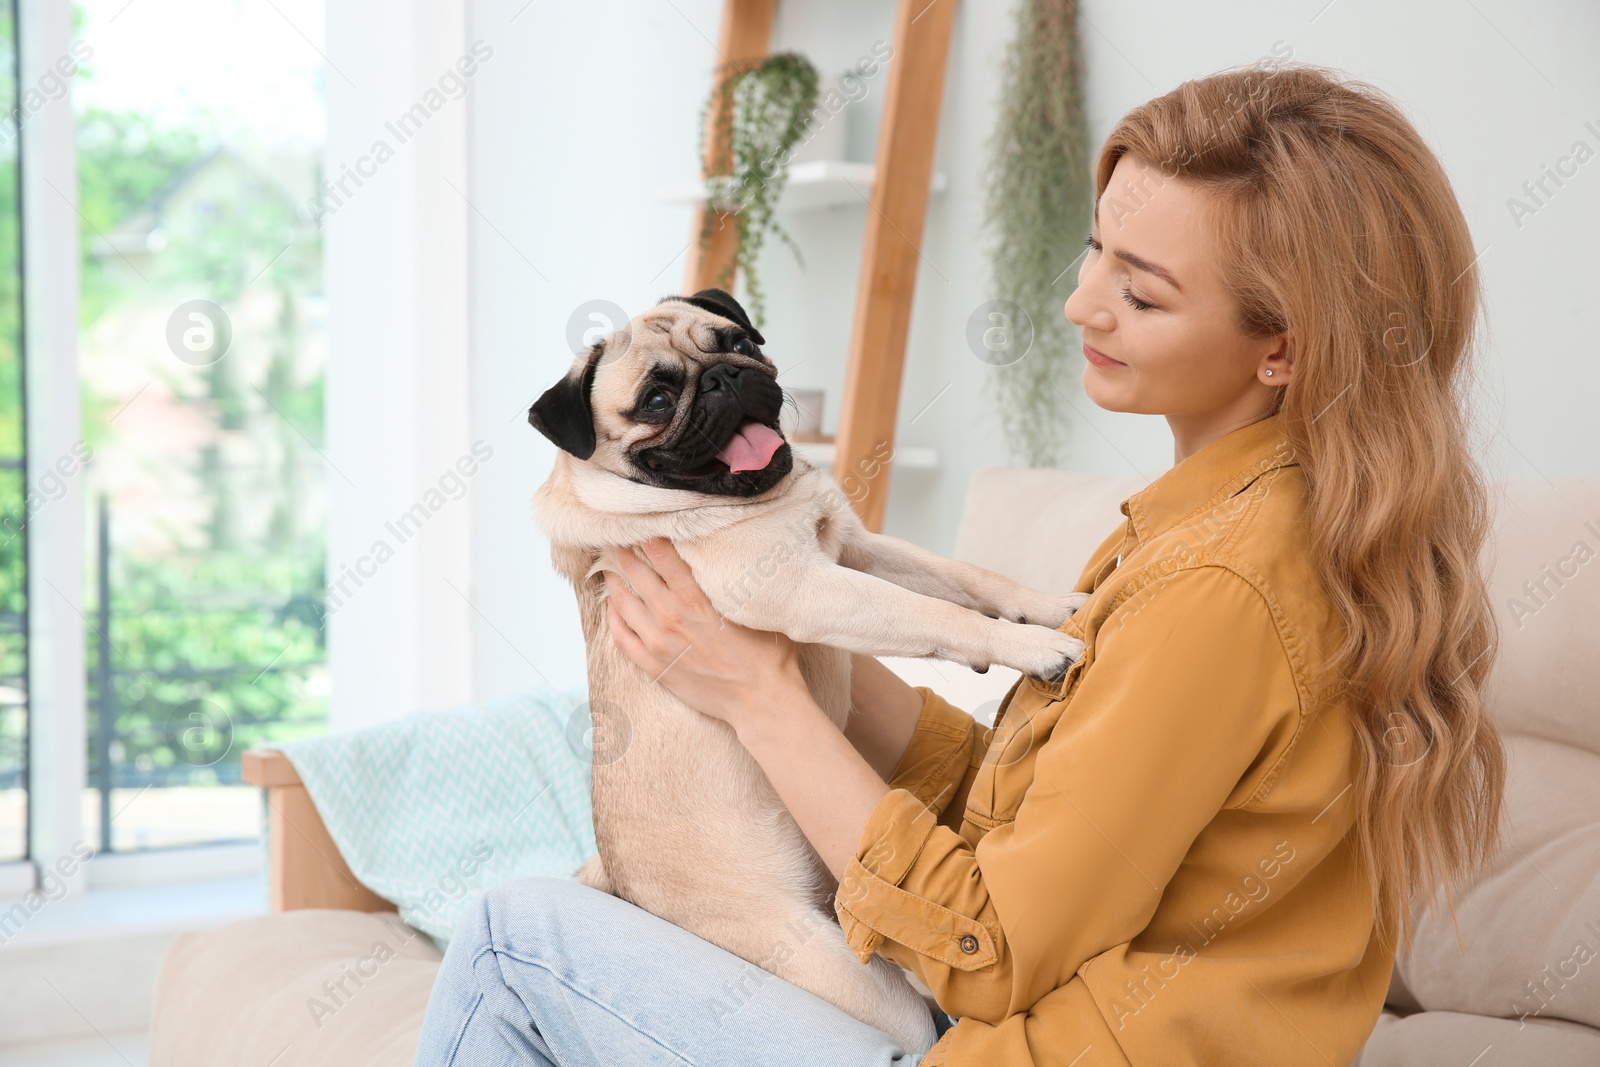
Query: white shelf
656 159 948 213
793 440 938 470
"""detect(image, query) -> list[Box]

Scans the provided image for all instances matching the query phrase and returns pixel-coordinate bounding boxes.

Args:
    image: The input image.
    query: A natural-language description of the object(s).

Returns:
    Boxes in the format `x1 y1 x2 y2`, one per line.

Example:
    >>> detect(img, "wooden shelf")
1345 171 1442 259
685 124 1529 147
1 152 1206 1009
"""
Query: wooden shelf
657 159 948 213
681 0 957 532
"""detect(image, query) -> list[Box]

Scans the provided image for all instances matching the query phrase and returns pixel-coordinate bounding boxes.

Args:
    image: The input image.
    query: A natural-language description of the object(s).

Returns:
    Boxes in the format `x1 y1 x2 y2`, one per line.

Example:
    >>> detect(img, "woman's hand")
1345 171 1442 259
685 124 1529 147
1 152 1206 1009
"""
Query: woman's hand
600 537 808 733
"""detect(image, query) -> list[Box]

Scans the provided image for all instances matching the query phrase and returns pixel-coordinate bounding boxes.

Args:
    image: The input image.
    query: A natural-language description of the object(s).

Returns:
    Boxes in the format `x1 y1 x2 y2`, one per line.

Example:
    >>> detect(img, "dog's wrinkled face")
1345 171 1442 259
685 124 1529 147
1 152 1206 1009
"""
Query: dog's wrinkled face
528 288 793 498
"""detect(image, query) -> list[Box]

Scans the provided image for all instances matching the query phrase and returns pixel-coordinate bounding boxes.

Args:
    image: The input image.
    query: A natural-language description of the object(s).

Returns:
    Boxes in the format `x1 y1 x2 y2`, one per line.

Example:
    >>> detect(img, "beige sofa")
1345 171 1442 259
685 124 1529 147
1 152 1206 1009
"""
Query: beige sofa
150 469 1600 1065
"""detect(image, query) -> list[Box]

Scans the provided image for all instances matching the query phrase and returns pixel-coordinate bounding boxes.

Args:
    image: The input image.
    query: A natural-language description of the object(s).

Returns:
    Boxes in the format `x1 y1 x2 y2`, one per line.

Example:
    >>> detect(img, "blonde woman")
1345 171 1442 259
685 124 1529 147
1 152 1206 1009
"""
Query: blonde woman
415 63 1506 1067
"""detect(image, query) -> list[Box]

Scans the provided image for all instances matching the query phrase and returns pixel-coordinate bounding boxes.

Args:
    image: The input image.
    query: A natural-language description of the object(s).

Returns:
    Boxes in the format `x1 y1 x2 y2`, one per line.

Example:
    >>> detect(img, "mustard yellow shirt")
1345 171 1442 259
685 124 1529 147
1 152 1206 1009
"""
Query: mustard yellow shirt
834 414 1395 1066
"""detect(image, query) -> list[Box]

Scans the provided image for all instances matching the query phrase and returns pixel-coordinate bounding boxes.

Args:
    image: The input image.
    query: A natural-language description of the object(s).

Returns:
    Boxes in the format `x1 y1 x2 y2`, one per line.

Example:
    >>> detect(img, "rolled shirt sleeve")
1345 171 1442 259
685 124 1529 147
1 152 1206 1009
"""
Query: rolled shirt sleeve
880 684 1009 829
832 566 1300 1026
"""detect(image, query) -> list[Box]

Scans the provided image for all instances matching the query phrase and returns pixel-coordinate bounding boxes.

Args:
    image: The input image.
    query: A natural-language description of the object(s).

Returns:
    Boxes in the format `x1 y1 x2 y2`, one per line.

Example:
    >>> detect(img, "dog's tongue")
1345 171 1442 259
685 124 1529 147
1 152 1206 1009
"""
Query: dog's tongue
715 420 785 473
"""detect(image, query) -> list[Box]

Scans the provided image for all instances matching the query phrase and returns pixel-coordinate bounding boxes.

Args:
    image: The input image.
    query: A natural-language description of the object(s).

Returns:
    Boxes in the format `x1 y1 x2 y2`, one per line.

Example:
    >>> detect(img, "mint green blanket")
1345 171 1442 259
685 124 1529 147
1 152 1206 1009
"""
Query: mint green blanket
272 686 597 954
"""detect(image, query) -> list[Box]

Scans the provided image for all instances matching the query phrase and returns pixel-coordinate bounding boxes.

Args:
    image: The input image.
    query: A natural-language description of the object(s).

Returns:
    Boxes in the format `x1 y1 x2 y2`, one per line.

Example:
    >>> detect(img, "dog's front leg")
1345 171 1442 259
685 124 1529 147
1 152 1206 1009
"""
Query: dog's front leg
834 525 1089 630
695 546 1084 683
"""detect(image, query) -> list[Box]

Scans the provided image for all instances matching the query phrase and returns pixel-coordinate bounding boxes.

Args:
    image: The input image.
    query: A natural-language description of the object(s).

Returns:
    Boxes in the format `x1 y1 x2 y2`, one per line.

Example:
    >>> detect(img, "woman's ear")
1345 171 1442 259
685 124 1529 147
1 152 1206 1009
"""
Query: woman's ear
1259 333 1293 385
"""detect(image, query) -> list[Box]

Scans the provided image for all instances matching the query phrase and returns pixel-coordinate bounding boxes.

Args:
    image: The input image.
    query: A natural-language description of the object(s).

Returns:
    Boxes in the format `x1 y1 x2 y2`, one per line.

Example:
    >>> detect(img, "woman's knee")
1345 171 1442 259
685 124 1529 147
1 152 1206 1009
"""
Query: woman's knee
443 874 567 956
469 874 613 958
479 873 597 925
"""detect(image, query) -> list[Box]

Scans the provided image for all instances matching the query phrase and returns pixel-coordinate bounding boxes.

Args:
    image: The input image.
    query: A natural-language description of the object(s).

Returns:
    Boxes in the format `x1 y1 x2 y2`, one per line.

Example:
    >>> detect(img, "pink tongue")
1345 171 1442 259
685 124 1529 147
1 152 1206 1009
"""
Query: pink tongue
715 420 786 473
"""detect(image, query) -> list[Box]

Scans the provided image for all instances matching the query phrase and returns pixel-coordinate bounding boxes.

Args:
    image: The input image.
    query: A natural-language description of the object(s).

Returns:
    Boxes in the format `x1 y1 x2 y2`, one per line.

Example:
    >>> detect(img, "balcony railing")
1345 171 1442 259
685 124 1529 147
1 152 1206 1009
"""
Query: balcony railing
85 493 327 852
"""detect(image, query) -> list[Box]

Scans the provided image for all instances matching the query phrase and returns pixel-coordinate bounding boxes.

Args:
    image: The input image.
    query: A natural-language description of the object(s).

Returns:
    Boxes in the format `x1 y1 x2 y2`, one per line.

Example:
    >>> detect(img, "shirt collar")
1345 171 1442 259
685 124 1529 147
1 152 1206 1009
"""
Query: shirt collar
1120 414 1299 544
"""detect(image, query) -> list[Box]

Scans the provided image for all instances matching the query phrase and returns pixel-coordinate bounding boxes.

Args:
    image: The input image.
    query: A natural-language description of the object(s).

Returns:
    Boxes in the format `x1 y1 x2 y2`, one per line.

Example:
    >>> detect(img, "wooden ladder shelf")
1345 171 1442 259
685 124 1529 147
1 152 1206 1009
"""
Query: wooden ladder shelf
682 0 958 533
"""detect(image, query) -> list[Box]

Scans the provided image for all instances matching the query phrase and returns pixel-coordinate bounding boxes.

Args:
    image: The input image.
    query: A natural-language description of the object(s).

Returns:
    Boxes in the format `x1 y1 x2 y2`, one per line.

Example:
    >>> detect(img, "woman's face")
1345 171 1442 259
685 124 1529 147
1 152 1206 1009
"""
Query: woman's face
1064 153 1288 426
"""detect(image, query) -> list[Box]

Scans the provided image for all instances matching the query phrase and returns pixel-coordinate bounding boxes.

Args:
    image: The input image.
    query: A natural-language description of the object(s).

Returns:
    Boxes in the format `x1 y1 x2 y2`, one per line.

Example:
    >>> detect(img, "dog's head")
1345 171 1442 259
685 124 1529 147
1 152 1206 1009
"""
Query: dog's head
528 288 793 498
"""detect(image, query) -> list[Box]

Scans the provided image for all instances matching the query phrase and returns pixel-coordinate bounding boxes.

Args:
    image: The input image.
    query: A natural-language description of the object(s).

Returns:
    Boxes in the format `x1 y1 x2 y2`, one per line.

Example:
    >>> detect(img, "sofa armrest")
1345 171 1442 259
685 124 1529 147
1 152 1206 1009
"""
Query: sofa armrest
241 748 393 914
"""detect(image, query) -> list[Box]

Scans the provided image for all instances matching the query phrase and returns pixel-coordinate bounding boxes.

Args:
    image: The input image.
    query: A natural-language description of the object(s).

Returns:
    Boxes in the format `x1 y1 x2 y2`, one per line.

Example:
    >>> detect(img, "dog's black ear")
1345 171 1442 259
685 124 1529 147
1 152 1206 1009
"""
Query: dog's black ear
528 352 599 460
681 287 765 346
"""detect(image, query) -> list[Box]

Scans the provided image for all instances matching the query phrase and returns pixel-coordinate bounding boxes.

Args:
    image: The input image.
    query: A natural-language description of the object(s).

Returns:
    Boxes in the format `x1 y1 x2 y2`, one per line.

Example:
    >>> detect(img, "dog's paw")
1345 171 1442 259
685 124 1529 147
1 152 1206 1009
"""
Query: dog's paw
996 625 1085 685
1032 591 1092 629
983 590 1090 629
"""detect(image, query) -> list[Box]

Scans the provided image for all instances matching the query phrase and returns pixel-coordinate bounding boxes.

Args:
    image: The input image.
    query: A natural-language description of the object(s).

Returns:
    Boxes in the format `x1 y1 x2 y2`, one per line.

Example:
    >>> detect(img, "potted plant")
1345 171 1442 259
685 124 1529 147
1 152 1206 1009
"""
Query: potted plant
696 51 821 331
979 0 1091 468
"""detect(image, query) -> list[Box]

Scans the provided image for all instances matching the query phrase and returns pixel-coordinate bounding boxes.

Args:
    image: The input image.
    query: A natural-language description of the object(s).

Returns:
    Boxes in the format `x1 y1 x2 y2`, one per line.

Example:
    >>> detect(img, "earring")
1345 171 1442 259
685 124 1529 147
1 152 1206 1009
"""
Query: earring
1265 369 1274 377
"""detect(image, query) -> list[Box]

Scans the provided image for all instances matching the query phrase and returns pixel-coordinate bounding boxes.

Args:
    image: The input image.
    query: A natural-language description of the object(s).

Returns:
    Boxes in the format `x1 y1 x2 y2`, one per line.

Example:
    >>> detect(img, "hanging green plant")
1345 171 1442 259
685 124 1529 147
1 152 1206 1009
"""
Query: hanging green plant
696 51 821 331
979 0 1091 468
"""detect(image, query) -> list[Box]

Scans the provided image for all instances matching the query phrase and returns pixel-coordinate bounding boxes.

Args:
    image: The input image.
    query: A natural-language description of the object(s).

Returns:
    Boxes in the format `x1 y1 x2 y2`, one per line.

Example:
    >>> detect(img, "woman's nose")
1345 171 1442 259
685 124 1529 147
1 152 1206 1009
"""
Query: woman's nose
1064 267 1114 332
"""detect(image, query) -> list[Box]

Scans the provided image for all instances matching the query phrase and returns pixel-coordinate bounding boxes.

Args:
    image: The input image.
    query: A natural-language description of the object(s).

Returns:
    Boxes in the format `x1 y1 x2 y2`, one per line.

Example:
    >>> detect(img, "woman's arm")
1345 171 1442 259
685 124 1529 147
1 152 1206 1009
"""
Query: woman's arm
831 566 1305 1025
843 652 926 781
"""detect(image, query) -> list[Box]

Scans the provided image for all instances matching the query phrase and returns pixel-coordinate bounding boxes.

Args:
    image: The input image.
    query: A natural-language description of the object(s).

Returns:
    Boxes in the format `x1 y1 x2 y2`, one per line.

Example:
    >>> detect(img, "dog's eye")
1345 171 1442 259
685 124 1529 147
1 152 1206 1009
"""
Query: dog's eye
731 336 755 356
641 387 675 413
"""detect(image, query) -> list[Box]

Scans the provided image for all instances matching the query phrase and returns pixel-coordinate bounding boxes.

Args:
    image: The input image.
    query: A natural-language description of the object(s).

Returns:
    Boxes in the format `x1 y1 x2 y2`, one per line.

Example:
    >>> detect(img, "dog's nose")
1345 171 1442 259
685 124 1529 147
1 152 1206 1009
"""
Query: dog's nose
700 364 742 393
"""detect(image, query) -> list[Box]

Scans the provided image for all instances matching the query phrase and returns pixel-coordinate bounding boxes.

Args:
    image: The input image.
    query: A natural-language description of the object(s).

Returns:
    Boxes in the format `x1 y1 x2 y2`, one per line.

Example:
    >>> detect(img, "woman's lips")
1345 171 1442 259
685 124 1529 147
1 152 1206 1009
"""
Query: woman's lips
1083 342 1126 368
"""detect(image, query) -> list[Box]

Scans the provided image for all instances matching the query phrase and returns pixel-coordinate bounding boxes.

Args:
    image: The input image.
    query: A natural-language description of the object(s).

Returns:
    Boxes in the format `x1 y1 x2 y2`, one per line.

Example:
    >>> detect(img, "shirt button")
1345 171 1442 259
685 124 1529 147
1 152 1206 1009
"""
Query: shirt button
959 934 979 954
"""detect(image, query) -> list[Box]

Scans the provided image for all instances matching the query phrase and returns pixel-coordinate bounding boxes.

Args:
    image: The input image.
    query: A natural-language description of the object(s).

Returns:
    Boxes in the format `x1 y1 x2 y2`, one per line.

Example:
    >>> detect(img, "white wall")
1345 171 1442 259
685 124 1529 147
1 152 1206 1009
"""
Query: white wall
324 0 474 728
461 0 1599 701
464 0 741 698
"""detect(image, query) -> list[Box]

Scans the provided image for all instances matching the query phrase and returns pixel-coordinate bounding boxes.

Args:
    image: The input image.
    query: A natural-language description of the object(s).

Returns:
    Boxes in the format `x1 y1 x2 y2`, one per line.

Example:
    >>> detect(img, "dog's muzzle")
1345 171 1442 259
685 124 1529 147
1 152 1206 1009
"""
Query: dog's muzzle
637 364 786 475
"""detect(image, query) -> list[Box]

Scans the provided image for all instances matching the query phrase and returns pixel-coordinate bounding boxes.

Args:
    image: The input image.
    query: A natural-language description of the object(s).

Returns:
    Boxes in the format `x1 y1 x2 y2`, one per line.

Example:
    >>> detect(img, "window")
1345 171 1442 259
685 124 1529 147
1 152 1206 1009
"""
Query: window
71 0 328 854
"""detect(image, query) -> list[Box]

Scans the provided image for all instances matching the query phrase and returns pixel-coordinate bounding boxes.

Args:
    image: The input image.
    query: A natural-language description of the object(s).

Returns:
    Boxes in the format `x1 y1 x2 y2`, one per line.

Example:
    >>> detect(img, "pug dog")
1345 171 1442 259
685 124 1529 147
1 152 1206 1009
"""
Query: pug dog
527 288 1088 1055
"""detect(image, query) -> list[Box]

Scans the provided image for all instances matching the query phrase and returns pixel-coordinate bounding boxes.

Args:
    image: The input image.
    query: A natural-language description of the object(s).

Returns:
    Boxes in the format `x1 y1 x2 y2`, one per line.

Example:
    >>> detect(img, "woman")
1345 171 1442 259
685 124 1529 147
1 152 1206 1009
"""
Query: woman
413 63 1506 1066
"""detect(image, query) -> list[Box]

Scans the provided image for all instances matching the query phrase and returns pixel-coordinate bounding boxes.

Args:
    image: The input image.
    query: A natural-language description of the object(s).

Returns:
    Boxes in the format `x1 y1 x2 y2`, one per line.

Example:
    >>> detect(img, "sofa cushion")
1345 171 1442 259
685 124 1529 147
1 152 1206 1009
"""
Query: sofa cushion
150 909 439 1067
1355 1008 1600 1066
1481 480 1600 755
1398 734 1600 1032
952 467 1144 592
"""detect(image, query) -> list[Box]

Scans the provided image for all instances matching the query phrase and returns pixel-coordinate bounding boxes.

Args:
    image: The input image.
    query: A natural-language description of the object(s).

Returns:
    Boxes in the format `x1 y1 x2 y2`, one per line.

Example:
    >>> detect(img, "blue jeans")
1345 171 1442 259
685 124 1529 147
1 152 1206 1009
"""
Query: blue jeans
412 875 955 1066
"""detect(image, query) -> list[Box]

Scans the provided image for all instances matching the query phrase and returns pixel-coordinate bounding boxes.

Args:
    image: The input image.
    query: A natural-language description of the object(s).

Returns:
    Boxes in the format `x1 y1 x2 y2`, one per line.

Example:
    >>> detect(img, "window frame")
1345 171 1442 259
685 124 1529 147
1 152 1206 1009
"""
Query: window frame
5 0 475 904
15 0 88 901
0 0 26 888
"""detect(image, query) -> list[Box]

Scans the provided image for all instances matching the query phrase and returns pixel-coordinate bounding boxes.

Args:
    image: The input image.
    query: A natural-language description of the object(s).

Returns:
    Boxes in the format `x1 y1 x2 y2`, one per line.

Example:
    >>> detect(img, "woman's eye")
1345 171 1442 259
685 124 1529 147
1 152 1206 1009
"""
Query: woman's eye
1084 233 1101 253
1120 287 1156 312
732 336 754 356
642 388 674 412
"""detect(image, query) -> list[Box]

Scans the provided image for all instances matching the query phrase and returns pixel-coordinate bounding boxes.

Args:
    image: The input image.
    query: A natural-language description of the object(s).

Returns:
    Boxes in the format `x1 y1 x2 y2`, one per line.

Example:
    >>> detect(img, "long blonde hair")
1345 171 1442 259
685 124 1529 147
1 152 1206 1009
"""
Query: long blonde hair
1095 63 1506 951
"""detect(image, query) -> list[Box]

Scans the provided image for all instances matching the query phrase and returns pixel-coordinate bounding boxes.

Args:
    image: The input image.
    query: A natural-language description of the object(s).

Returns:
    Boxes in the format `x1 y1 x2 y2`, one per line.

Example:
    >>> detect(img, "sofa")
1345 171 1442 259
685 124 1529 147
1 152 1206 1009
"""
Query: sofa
150 468 1600 1065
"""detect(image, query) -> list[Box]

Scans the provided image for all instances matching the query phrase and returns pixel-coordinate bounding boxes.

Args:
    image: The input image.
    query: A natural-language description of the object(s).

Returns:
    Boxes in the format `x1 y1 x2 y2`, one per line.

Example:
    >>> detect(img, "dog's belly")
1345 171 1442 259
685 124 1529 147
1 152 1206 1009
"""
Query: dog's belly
585 641 936 1055
587 640 852 925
